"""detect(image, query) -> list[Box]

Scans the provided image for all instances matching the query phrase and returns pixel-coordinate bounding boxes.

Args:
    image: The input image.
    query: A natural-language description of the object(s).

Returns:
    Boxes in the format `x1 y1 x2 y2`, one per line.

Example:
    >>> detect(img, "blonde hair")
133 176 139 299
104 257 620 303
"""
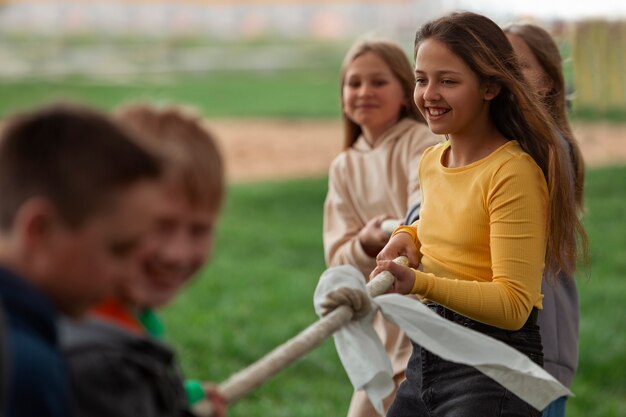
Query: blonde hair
116 103 224 211
340 39 426 150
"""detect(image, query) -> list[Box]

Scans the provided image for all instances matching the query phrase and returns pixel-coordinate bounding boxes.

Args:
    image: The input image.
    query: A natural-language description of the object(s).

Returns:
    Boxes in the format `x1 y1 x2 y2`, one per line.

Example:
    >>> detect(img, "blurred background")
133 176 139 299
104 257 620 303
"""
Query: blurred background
1 0 625 121
1 1 624 417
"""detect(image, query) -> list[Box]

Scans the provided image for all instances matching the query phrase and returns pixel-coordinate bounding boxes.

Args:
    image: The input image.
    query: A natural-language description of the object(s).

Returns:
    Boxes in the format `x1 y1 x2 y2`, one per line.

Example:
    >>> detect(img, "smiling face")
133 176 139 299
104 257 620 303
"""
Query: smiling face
342 51 407 143
118 182 218 309
41 181 164 317
506 33 553 97
413 38 495 139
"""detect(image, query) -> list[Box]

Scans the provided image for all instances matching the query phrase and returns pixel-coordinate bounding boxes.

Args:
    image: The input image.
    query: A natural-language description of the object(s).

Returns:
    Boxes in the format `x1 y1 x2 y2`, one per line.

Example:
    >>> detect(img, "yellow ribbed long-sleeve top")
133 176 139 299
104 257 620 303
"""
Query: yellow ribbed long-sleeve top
394 140 548 330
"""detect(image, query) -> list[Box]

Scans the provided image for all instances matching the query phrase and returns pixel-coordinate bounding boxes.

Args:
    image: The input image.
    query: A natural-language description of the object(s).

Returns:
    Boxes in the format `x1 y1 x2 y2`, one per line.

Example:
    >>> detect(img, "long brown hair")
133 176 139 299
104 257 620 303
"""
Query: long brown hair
503 23 585 212
340 39 426 150
415 12 585 278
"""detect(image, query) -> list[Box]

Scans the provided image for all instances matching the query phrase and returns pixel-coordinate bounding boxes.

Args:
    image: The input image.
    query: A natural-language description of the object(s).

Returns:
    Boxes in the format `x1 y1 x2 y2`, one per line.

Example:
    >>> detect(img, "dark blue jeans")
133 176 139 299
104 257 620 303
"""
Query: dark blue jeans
387 304 543 417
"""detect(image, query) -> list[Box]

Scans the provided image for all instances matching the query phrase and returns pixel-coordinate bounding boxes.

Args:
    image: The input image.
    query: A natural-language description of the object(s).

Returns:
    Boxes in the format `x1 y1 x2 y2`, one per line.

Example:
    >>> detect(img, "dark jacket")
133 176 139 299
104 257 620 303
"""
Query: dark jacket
60 316 194 417
0 266 73 417
0 299 8 412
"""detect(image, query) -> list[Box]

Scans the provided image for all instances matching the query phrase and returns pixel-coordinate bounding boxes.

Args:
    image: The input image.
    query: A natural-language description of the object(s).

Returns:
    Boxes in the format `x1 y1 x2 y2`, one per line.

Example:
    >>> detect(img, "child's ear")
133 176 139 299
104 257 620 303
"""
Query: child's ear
12 197 63 284
16 197 60 249
483 82 502 101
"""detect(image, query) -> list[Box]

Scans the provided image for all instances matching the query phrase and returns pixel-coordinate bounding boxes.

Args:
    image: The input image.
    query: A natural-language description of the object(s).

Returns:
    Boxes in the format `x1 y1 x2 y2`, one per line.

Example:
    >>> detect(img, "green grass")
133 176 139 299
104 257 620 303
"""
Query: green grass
0 69 341 119
568 164 626 417
1 66 624 122
570 107 626 123
162 177 353 416
160 165 626 416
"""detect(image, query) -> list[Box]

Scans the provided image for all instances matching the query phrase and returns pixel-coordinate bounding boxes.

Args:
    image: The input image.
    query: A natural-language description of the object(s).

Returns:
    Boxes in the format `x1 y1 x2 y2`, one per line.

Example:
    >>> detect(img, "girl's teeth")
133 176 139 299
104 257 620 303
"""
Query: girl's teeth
430 108 447 116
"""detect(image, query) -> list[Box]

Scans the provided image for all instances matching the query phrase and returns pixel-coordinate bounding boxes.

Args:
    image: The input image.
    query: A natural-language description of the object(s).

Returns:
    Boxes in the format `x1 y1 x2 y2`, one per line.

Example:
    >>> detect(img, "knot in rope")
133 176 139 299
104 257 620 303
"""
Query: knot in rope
319 287 372 320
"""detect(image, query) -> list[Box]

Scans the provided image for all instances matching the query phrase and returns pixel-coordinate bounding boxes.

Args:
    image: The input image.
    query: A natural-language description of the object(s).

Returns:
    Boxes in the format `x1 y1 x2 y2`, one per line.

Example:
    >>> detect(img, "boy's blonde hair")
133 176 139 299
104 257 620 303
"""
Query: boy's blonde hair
116 103 224 211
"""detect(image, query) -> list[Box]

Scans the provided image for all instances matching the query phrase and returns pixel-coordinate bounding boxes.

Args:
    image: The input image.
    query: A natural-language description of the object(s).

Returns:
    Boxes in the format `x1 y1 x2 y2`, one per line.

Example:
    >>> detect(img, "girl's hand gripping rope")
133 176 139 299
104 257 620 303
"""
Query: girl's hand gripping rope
376 230 420 269
320 256 410 318
371 260 416 295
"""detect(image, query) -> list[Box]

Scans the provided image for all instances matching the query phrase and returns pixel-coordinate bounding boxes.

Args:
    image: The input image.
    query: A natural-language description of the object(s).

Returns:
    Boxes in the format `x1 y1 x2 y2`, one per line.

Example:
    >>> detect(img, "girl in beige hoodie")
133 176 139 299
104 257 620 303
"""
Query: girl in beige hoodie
323 39 441 417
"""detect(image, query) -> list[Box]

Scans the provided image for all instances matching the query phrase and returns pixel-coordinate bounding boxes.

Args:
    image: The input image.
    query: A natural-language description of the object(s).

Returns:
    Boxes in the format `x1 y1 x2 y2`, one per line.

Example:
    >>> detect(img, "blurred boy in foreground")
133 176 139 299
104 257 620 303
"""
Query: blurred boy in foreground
0 103 163 416
61 103 226 417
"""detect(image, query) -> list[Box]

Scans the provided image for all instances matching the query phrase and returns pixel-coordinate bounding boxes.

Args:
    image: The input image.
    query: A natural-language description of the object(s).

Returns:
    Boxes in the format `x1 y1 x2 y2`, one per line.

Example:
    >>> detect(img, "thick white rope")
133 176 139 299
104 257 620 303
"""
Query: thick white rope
191 257 408 416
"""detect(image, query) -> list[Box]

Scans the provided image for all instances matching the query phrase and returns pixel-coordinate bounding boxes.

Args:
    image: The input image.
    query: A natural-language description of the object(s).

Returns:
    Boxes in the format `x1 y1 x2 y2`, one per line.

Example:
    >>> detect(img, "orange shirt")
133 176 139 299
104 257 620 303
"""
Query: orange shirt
90 298 143 334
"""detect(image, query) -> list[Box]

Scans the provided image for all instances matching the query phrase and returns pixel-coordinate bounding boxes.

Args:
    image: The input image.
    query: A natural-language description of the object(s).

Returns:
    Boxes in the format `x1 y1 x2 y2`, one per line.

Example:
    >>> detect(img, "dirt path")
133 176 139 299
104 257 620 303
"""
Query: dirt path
208 119 626 182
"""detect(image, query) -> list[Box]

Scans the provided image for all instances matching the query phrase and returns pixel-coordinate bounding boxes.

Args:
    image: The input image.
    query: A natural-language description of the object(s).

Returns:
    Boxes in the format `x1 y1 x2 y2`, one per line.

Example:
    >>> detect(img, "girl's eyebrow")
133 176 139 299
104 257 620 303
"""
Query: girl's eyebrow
347 71 389 78
414 69 462 76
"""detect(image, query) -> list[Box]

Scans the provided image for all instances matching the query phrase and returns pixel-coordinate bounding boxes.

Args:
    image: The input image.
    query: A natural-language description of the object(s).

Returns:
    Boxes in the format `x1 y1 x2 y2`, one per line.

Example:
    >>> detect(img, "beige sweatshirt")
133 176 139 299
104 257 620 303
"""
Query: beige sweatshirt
324 118 441 276
323 117 441 374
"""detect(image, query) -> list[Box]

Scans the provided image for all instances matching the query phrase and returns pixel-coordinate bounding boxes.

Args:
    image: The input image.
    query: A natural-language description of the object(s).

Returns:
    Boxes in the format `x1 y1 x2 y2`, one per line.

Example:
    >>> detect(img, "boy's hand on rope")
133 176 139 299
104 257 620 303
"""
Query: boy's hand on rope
375 231 420 268
319 287 371 320
202 384 227 417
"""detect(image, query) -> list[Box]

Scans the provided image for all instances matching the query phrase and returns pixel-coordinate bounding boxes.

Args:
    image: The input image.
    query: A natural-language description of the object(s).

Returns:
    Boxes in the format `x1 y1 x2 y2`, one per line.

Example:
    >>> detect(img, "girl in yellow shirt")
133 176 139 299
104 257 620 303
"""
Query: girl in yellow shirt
373 12 586 417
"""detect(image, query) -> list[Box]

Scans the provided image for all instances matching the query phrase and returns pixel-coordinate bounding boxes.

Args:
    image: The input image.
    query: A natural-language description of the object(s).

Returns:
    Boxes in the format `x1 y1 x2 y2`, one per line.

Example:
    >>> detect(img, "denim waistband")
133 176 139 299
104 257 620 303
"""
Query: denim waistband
425 303 543 366
426 303 538 332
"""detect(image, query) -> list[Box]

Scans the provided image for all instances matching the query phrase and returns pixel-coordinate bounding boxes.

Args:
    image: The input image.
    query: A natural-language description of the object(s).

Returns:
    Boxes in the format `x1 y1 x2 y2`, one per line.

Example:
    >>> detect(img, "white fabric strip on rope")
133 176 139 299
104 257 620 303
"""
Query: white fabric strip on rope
313 264 572 416
191 257 407 416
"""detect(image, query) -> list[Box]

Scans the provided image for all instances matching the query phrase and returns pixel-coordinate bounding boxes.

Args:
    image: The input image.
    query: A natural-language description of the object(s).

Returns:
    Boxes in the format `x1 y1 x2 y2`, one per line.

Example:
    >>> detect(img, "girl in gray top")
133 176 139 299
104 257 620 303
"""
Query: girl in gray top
504 23 588 417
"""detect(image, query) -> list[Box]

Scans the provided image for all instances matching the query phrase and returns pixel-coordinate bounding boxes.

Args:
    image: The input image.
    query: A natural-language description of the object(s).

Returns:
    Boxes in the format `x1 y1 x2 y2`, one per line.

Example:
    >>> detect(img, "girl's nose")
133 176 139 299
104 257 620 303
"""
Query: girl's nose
358 82 373 96
423 83 440 102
